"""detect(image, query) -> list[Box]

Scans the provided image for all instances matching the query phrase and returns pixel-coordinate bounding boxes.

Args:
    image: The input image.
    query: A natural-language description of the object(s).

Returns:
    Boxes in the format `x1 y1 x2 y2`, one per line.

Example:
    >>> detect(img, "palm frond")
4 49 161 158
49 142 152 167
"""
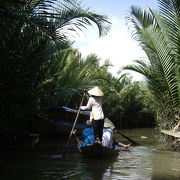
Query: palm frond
126 6 160 42
39 0 111 40
125 3 180 123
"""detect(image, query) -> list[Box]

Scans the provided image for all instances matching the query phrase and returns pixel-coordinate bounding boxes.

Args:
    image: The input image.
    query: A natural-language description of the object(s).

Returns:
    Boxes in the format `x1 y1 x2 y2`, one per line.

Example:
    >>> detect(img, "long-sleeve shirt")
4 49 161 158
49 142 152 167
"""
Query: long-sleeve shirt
81 128 94 147
81 96 104 120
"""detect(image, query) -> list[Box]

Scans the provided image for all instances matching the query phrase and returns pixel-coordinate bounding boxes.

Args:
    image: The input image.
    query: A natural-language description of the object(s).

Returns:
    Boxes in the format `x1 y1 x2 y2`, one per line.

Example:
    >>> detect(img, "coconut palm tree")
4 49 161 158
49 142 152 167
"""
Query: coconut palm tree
1 0 110 43
40 49 112 107
123 0 180 130
0 0 111 142
101 73 155 129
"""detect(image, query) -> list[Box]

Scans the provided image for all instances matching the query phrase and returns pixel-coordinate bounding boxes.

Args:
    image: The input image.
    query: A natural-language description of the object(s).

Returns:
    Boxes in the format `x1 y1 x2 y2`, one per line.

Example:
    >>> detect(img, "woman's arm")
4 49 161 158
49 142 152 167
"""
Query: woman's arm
81 97 93 110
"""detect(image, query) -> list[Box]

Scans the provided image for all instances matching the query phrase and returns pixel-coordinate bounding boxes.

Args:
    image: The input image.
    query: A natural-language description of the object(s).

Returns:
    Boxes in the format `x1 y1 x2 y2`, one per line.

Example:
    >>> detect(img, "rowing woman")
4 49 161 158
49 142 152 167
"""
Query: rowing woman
81 86 104 144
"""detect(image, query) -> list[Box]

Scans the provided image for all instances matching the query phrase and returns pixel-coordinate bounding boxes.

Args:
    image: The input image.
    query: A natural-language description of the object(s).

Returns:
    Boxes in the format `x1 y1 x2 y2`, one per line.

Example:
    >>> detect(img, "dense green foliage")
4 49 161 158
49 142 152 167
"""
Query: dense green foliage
0 0 156 149
101 75 155 129
41 51 113 108
124 0 180 130
0 0 111 144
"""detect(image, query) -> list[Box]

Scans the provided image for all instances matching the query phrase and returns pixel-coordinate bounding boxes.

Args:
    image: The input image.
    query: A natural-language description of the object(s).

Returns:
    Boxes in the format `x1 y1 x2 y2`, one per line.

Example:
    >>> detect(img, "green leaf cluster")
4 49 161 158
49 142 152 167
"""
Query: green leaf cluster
124 0 180 130
102 75 155 129
0 0 111 144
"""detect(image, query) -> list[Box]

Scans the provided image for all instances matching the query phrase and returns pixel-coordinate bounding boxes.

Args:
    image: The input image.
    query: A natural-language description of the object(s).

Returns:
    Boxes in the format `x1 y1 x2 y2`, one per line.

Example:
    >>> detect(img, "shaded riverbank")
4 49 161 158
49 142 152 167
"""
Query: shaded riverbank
1 128 180 180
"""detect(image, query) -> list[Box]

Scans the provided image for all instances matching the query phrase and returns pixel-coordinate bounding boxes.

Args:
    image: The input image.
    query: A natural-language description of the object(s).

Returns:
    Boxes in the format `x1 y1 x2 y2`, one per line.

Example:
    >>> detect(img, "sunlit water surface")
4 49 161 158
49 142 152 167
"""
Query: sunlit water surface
1 128 180 180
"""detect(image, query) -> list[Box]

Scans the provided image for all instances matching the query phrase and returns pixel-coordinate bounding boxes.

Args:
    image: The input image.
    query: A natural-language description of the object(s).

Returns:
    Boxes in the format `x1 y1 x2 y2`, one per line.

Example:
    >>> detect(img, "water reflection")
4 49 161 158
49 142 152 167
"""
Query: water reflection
1 129 180 180
109 146 153 180
79 156 118 180
151 149 180 180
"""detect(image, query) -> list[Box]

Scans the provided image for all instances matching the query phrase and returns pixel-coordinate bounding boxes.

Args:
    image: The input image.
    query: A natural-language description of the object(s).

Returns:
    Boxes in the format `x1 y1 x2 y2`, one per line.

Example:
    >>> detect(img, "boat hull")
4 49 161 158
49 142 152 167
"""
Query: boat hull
80 143 119 158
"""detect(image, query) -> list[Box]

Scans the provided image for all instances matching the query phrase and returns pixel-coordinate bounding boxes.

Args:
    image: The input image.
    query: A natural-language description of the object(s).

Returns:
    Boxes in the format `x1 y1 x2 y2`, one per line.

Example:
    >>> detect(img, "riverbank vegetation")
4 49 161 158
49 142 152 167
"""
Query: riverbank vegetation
124 0 180 149
0 0 179 150
0 0 111 148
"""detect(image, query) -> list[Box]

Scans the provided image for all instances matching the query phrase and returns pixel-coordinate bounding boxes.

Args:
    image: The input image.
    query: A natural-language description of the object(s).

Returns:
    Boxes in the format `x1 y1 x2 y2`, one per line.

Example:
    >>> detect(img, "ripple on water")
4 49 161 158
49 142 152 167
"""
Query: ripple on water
107 146 153 180
2 129 180 180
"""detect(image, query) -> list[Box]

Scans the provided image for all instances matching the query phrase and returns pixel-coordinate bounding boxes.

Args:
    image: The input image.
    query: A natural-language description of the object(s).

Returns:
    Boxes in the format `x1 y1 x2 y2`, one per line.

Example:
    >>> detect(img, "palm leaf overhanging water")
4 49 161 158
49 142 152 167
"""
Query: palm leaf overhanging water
124 0 180 128
0 0 112 137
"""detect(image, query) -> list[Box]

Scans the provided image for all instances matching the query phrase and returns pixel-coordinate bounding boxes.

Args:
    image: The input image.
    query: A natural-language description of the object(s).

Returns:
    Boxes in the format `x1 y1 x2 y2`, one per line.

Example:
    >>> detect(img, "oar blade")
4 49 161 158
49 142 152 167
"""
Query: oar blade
117 130 139 146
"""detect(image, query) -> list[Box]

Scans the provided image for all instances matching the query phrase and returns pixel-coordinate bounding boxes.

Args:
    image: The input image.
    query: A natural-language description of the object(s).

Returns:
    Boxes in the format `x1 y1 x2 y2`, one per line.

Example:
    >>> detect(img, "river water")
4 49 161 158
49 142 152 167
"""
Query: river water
1 128 180 180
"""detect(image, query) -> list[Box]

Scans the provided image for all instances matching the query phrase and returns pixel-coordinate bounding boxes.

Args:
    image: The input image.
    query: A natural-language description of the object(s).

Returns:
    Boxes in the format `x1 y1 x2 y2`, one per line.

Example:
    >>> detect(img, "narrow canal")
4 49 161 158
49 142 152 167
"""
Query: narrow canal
1 128 180 180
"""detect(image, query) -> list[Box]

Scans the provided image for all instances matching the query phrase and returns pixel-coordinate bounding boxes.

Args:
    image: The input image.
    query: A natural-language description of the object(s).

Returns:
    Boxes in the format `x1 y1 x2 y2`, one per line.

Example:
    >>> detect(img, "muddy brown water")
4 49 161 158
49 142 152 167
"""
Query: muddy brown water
1 128 180 180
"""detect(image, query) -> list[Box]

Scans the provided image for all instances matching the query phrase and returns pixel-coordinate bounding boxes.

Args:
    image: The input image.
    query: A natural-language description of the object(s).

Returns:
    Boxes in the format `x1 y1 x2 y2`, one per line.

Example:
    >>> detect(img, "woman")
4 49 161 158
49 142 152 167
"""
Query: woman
81 86 104 144
102 118 131 149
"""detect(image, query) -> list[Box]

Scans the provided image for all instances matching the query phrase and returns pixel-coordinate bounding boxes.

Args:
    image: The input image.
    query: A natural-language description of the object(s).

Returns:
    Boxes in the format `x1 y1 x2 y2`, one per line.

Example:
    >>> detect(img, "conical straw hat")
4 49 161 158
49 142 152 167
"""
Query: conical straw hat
88 86 104 97
104 118 115 129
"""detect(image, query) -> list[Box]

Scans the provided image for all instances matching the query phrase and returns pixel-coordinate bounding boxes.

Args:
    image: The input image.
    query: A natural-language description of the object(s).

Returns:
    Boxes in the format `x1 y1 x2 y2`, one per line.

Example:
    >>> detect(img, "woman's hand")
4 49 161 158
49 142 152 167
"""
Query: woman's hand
80 106 85 110
84 89 88 93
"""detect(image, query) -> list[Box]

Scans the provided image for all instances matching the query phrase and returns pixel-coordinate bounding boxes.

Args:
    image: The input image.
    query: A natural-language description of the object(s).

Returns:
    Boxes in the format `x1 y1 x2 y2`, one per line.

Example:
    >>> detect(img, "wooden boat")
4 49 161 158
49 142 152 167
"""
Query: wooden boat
40 120 87 136
41 106 90 136
80 143 119 158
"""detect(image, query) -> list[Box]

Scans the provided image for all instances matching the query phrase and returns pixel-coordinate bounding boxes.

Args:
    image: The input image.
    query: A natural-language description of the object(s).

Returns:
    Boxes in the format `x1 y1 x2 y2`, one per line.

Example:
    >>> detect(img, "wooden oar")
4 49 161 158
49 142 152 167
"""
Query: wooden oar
63 92 86 157
116 130 139 146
